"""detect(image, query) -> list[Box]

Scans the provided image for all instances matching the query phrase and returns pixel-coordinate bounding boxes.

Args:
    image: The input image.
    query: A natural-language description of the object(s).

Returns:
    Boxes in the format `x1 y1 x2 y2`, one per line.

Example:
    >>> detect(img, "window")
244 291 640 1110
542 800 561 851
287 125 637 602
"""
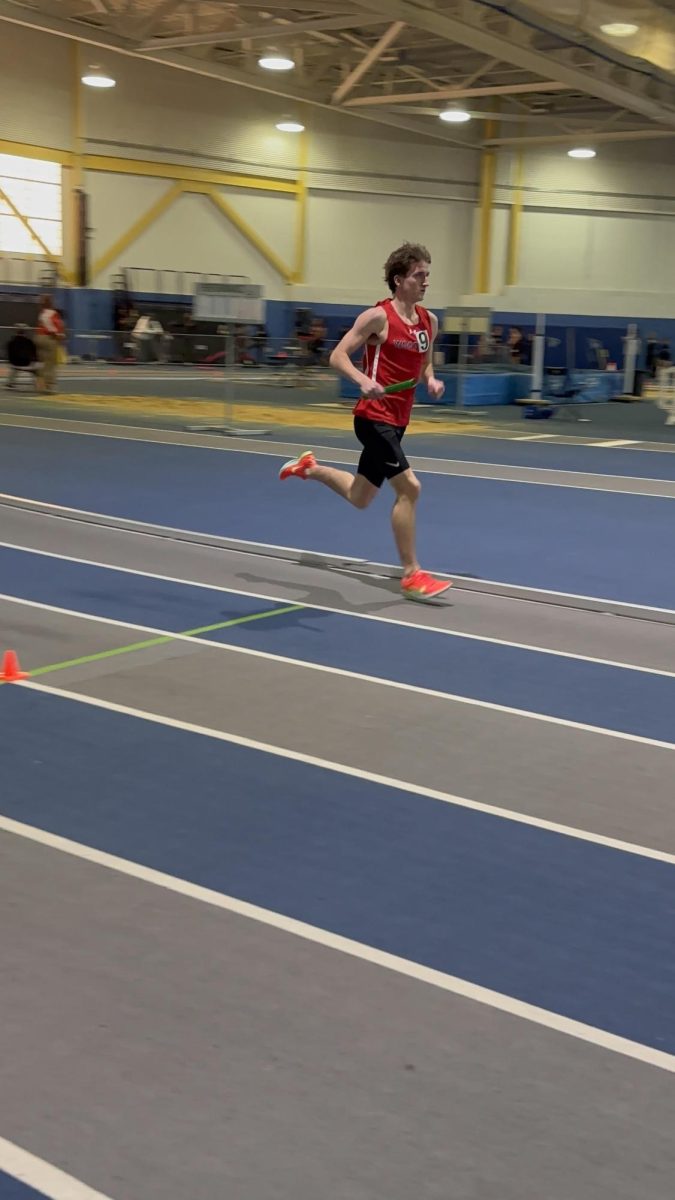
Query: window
0 154 62 256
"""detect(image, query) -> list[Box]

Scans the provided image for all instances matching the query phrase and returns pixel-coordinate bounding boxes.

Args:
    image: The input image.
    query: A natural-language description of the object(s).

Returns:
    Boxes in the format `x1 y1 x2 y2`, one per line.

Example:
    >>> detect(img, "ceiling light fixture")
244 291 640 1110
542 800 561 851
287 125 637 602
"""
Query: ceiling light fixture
276 120 305 133
568 147 597 159
81 64 116 88
600 22 639 37
258 51 295 71
439 107 472 124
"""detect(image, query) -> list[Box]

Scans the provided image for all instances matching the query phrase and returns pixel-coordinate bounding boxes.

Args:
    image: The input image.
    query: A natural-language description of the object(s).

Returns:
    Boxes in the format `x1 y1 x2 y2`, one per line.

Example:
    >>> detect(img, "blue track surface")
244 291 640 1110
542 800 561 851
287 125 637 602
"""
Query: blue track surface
0 546 271 628
409 435 675 479
3 687 675 1053
0 1173 52 1199
1 428 674 607
2 547 674 742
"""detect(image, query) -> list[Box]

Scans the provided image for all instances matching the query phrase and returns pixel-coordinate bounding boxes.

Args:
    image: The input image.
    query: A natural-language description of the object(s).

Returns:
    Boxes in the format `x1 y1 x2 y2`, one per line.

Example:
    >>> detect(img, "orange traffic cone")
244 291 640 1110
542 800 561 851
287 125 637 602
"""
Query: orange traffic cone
0 650 29 682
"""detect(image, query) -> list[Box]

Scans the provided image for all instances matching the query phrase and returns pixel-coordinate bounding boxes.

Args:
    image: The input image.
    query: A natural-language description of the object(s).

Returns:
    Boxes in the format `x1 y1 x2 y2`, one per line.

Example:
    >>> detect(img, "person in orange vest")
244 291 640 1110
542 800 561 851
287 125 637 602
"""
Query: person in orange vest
35 294 65 394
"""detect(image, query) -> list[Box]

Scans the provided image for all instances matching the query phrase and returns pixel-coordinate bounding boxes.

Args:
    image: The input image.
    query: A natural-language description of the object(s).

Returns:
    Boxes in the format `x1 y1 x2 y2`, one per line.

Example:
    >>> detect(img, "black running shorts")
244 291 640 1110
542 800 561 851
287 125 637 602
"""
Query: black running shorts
354 417 410 488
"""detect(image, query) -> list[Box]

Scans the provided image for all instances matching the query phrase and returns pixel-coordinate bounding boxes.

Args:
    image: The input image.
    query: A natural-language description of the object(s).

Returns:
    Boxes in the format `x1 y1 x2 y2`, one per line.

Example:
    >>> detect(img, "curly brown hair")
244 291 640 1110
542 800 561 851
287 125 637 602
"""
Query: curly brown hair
383 243 431 293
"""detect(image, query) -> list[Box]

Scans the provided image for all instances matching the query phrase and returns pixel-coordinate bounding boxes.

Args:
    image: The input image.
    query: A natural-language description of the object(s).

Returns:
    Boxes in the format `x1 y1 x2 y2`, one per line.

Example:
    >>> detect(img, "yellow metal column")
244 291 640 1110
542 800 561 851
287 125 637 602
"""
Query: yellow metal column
293 125 308 285
505 149 524 287
474 117 498 295
67 41 85 284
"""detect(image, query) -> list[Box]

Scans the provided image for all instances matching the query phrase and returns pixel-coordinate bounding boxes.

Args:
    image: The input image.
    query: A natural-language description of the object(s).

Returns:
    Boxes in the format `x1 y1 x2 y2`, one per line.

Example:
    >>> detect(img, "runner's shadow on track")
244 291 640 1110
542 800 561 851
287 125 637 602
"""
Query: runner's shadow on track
235 559 455 612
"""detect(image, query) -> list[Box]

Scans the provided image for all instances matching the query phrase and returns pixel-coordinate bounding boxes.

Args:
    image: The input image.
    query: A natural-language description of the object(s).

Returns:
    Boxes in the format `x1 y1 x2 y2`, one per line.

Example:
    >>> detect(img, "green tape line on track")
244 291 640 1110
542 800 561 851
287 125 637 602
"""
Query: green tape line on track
21 603 306 681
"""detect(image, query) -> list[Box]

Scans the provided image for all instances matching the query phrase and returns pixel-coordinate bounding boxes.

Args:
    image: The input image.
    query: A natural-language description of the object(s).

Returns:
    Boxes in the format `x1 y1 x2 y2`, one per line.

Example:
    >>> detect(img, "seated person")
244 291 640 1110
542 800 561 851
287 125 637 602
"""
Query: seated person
132 312 164 361
6 324 39 387
307 317 327 365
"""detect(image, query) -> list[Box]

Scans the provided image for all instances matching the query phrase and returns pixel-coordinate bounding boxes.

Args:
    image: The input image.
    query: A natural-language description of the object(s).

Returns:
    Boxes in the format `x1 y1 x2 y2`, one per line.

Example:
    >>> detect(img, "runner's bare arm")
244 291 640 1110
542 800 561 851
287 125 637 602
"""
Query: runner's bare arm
329 307 387 398
422 312 445 400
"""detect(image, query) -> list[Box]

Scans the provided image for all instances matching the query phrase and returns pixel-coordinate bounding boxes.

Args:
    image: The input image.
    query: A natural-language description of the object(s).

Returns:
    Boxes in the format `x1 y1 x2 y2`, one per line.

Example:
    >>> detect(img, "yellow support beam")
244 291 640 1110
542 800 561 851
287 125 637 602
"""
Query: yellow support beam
475 117 498 295
83 153 299 195
201 186 294 284
92 181 185 280
505 149 524 287
0 140 298 196
293 127 308 284
0 143 296 196
0 139 73 167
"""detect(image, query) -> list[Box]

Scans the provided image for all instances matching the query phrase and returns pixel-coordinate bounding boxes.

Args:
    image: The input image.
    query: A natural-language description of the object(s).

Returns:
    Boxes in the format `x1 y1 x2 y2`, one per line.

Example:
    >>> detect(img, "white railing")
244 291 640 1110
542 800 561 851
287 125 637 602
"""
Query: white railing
0 255 57 286
122 267 252 296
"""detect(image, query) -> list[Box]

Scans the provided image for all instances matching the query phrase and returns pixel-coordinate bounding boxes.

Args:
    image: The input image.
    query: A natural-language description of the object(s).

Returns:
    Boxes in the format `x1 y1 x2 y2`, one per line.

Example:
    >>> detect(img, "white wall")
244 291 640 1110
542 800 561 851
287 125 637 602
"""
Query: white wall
90 188 297 298
0 25 73 150
86 174 473 304
507 143 675 215
85 172 297 299
481 143 675 316
300 191 472 307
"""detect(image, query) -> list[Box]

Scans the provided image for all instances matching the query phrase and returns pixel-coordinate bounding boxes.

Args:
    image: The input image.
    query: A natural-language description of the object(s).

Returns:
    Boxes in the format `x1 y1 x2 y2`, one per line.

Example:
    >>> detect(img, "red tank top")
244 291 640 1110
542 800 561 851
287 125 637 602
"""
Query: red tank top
354 298 433 427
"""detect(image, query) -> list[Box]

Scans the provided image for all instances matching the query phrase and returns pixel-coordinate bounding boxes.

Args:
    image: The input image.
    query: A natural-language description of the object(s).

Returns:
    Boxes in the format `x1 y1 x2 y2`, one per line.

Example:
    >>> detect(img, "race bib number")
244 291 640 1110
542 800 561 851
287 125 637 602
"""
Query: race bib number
415 329 430 353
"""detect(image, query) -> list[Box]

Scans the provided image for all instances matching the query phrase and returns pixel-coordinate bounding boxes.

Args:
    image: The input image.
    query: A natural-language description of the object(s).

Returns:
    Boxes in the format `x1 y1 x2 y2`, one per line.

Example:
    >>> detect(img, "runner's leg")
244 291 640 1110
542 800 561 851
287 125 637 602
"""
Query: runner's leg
389 469 421 577
306 464 377 508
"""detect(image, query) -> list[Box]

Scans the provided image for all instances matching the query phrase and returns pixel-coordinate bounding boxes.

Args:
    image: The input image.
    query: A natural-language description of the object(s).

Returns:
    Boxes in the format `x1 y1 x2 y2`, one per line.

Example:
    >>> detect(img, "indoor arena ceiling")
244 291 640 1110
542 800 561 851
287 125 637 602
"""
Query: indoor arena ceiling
2 0 675 148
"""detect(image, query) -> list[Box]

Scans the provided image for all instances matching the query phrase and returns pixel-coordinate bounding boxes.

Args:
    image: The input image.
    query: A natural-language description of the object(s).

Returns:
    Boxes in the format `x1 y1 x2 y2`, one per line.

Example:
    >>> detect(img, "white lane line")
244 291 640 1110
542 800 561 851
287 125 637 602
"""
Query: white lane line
2 417 675 496
1 539 674 679
512 434 558 441
2 593 675 752
0 1135 115 1200
11 679 675 855
1 493 674 616
2 813 675 1076
432 459 675 491
592 440 640 448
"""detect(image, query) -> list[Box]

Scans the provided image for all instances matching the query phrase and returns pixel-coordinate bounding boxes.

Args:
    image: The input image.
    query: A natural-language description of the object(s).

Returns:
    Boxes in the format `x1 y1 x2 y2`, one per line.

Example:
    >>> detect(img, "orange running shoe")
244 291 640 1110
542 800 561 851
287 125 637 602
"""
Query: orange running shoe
401 570 453 602
279 450 317 481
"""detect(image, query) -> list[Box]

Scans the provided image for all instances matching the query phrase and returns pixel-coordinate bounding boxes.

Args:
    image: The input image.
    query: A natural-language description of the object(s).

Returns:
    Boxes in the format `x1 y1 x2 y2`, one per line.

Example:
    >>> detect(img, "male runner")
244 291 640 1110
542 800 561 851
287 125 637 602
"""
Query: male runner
279 242 451 601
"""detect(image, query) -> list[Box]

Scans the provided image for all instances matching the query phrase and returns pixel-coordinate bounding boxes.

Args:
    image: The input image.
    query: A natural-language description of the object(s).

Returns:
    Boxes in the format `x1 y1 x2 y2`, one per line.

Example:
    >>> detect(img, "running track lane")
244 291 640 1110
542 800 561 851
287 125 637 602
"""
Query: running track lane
2 687 675 1054
400 435 675 480
1 547 674 744
0 427 673 608
0 1174 67 1200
